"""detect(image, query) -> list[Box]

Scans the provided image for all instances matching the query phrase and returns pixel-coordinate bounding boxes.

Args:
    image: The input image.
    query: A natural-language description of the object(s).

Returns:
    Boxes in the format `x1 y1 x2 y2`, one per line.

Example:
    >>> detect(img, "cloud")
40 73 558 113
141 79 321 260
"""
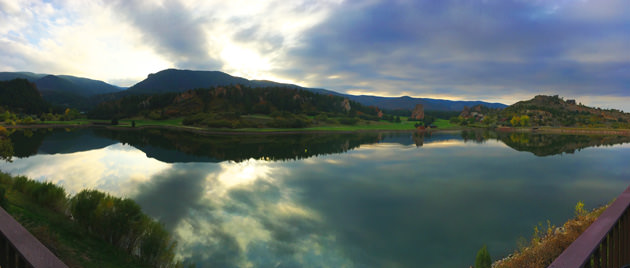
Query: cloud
0 0 171 86
280 0 630 107
107 0 220 71
132 163 217 229
0 0 628 108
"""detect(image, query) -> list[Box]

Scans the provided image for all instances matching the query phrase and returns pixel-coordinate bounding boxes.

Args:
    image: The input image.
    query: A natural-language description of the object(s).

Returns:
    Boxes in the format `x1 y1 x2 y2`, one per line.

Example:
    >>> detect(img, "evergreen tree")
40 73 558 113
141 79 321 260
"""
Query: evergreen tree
475 245 491 268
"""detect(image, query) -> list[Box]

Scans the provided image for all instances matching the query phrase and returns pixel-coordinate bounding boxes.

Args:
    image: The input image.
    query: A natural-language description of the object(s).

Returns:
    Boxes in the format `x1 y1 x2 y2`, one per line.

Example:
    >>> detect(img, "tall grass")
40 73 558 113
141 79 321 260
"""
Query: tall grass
494 202 608 268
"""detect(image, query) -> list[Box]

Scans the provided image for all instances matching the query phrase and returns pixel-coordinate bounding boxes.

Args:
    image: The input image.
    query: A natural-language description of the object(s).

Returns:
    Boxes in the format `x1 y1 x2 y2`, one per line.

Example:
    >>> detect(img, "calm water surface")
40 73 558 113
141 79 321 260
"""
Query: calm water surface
1 128 630 267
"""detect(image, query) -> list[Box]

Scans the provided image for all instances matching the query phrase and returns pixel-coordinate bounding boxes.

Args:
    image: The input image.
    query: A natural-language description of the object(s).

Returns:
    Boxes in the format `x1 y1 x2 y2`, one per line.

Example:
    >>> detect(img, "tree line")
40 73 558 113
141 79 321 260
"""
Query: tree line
88 85 384 128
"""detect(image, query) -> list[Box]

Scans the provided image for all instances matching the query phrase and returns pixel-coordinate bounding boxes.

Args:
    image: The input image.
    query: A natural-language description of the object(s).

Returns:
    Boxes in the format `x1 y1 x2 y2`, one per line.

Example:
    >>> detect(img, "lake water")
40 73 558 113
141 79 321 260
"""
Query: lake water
1 128 630 267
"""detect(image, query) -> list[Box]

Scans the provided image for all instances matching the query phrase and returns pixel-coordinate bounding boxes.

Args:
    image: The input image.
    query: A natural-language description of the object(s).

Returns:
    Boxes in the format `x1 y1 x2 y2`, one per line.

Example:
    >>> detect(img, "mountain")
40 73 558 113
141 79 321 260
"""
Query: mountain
126 69 505 111
127 69 307 94
0 72 46 81
0 79 50 114
344 95 507 111
1 69 507 112
0 72 123 109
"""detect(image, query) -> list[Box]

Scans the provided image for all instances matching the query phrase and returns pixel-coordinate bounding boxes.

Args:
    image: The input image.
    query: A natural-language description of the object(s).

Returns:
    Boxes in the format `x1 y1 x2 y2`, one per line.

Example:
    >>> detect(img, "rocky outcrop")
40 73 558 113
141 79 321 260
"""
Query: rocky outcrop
341 99 351 112
411 104 424 120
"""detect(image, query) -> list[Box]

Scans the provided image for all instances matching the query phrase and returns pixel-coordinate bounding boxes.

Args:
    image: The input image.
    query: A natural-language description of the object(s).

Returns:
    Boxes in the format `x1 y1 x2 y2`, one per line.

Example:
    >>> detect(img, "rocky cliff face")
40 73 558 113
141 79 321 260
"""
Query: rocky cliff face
341 99 351 112
411 104 424 120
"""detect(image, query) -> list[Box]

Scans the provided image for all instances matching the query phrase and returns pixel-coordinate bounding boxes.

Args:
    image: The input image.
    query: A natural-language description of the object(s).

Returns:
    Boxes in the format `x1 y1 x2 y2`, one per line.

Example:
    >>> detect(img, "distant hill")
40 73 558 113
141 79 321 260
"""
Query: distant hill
458 95 630 128
0 79 50 114
500 95 629 127
344 95 507 111
0 72 123 109
0 72 46 81
125 69 505 111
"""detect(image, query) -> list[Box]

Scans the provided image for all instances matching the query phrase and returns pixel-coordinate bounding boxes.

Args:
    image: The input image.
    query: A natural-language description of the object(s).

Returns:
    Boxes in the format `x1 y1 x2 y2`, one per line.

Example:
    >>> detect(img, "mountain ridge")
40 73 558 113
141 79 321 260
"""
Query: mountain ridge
125 69 507 111
0 69 507 112
0 71 123 109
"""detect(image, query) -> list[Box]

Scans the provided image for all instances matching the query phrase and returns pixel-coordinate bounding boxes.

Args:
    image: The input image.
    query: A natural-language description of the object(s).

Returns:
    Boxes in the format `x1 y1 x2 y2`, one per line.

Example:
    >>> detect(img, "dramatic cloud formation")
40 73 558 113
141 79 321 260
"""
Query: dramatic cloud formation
0 0 628 108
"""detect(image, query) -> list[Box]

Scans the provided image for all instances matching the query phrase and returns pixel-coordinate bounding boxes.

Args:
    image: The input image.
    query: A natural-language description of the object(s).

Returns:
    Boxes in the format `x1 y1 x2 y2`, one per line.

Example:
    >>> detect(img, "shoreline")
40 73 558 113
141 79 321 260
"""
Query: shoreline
495 126 630 136
4 122 630 136
1 122 424 135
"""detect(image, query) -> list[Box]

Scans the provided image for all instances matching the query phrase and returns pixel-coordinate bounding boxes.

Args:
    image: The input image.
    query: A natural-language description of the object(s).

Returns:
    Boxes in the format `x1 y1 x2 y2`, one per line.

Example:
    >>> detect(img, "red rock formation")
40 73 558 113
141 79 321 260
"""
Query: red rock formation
411 104 424 120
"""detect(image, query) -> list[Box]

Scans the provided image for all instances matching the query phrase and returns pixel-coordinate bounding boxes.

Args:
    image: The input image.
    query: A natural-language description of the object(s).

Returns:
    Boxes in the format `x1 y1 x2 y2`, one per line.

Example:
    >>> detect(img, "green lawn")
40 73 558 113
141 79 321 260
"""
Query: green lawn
119 118 184 127
40 119 102 125
432 119 457 129
33 116 432 132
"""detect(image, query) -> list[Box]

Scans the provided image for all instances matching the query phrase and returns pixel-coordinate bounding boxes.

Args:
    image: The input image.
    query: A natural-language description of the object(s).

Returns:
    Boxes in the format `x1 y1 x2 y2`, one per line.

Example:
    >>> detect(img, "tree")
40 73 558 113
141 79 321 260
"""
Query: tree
481 116 493 126
520 115 530 127
64 108 80 121
510 116 521 127
475 245 491 268
0 128 13 162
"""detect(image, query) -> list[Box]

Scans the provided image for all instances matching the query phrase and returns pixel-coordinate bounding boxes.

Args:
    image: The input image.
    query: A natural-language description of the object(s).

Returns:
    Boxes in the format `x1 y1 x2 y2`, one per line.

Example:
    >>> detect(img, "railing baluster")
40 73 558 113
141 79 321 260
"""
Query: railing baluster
622 213 628 265
593 242 601 268
0 234 7 268
8 245 17 268
602 235 608 268
622 209 630 265
616 223 621 268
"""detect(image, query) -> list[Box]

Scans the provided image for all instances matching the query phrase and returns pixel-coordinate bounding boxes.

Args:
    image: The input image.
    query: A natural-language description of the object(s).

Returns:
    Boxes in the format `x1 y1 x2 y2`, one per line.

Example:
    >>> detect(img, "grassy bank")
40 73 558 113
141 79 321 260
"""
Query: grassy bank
0 172 181 268
493 202 608 268
2 117 463 135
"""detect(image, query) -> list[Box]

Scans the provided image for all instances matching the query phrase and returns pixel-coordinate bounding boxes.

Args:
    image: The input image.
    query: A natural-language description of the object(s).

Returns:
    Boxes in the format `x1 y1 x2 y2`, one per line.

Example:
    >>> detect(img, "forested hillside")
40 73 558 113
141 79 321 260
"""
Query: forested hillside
0 79 50 114
0 72 122 109
89 85 383 128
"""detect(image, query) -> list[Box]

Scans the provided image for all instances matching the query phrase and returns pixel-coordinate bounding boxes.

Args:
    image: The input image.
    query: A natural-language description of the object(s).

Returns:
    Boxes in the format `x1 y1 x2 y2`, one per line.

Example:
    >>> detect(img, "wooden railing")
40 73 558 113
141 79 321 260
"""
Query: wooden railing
549 186 630 268
0 207 67 268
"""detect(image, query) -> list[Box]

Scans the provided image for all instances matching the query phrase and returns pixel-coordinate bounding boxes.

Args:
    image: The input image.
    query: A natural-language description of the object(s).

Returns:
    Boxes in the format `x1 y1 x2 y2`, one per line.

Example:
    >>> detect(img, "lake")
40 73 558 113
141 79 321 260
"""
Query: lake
1 128 630 267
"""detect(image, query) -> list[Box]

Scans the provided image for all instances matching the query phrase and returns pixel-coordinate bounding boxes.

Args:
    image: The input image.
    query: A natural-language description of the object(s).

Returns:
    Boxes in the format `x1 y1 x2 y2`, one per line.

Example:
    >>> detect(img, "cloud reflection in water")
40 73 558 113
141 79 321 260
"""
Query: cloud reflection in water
1 134 629 267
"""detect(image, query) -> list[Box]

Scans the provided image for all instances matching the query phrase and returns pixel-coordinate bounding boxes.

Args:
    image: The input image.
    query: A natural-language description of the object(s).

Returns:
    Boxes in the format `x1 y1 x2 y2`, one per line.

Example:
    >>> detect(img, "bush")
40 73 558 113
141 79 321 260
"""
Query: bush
0 172 12 185
32 182 67 212
1 173 179 267
140 220 177 266
338 117 358 125
12 175 29 192
71 190 106 229
11 177 66 212
269 113 311 128
495 203 607 268
182 113 208 126
71 190 176 266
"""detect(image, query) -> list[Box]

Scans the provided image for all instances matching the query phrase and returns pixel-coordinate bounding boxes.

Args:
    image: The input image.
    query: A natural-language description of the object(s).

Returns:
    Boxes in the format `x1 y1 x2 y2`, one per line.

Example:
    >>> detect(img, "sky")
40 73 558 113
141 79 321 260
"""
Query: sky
0 0 628 109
